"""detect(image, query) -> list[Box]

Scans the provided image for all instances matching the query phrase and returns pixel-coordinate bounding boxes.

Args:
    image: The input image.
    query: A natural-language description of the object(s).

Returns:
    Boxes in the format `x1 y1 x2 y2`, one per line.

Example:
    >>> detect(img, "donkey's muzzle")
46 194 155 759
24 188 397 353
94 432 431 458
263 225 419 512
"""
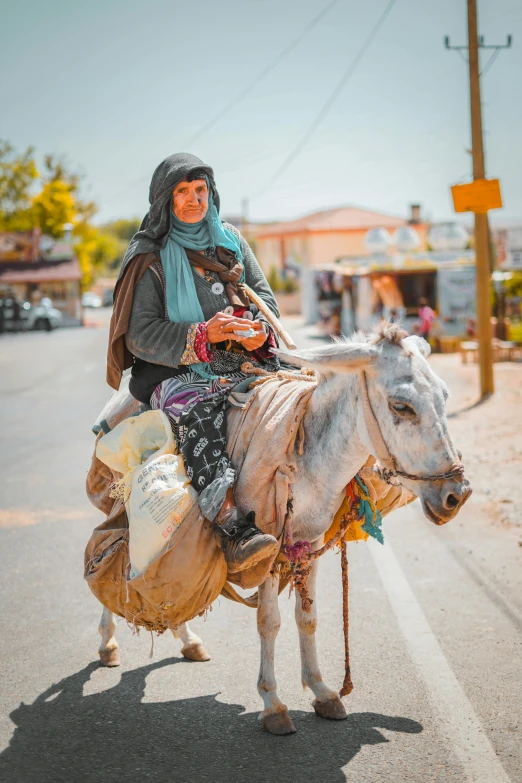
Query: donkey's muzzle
420 477 472 525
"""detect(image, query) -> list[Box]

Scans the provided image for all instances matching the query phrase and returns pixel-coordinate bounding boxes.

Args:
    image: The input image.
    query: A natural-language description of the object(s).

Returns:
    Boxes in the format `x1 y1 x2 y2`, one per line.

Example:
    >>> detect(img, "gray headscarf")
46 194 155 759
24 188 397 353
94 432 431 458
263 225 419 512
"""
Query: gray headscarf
118 152 219 280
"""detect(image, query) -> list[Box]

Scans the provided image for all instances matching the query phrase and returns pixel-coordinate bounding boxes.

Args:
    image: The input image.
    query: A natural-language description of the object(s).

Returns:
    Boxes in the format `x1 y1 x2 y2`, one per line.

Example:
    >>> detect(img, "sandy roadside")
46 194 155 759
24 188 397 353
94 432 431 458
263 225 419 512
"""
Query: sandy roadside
431 355 522 531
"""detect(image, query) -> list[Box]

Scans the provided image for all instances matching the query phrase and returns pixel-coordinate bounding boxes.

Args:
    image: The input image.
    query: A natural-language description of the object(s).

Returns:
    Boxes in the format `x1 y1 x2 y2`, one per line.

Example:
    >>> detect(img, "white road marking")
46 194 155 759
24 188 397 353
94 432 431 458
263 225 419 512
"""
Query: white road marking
369 538 512 783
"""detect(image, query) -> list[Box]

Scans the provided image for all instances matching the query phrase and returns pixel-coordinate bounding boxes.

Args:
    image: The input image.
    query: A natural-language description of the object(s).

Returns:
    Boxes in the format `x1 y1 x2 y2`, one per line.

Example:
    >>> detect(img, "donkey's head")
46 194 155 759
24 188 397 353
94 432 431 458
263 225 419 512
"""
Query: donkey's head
274 323 471 525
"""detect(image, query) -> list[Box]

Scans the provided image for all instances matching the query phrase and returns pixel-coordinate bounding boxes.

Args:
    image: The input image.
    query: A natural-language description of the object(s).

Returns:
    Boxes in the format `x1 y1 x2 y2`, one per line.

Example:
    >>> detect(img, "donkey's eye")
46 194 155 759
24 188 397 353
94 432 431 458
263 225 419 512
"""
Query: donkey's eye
390 402 415 417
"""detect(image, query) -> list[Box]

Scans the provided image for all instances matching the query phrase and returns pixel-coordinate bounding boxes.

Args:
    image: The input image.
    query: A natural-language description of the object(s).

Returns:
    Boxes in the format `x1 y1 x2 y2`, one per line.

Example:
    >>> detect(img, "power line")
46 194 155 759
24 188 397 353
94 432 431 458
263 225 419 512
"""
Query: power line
184 0 343 147
112 0 343 202
480 47 501 77
251 0 398 199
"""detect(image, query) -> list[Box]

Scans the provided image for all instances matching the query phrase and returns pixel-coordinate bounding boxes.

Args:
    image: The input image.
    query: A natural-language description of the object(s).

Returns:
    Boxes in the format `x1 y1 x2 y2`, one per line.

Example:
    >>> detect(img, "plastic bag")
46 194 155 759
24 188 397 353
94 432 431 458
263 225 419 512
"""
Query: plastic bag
128 452 197 576
96 410 197 577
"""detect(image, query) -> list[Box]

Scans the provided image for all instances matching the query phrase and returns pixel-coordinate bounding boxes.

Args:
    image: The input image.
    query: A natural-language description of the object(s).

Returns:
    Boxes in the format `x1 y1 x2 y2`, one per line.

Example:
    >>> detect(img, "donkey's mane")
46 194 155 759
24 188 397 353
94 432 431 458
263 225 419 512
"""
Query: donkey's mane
341 320 409 348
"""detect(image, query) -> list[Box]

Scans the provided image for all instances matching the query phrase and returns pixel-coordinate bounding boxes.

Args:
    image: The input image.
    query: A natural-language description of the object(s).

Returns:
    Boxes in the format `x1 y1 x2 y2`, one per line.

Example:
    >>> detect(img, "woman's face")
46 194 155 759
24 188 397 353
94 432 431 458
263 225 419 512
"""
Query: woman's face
172 179 209 223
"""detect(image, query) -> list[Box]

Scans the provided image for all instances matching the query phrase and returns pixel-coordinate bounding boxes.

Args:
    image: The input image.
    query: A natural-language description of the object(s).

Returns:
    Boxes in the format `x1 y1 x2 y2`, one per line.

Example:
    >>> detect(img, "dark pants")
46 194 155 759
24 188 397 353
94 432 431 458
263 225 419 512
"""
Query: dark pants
178 396 231 493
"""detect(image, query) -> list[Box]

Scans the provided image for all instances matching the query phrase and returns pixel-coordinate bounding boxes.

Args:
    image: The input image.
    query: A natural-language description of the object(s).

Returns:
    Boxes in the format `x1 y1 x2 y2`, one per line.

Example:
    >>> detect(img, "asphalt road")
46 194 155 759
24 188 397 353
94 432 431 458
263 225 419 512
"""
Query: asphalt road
0 315 521 783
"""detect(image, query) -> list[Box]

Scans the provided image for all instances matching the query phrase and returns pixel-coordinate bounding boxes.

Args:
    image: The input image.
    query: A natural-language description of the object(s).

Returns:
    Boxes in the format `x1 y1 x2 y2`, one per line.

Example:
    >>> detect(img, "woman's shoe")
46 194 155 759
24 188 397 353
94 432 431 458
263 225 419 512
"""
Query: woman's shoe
218 509 279 574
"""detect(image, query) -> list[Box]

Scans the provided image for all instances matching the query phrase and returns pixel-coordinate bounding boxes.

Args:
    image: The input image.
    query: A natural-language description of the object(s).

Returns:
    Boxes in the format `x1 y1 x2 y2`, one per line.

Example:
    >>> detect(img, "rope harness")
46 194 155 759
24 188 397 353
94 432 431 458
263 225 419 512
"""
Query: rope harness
279 504 358 697
359 371 465 484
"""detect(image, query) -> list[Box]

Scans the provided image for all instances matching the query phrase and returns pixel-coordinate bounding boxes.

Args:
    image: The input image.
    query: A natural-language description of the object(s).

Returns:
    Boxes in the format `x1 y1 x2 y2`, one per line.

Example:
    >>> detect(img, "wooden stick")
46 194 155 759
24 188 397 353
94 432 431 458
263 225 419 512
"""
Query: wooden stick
244 283 297 350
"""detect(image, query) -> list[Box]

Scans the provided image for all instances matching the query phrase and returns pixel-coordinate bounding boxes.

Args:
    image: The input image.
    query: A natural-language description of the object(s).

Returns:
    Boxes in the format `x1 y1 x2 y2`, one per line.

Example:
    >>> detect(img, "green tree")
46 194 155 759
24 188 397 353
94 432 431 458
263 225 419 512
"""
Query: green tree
103 217 141 241
98 218 141 272
267 265 282 293
0 141 38 230
74 223 121 288
0 141 124 287
505 271 522 298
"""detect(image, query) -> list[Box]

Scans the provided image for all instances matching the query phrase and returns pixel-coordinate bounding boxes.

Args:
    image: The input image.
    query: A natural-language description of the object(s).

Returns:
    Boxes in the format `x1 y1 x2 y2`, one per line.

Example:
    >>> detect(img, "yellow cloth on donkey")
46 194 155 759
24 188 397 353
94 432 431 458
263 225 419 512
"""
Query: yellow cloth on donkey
324 457 416 545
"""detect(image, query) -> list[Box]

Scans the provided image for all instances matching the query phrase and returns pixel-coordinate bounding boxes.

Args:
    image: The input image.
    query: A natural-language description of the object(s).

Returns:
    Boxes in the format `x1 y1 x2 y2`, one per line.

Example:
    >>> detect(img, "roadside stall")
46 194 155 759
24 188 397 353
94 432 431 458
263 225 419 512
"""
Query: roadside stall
493 227 522 343
314 250 476 348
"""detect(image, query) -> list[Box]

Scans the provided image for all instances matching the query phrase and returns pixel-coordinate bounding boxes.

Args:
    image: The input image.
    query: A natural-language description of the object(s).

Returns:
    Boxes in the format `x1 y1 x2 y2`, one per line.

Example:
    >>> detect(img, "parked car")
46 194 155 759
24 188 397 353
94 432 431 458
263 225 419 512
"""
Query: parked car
82 291 102 308
101 287 114 307
0 296 63 332
27 297 63 331
0 296 29 332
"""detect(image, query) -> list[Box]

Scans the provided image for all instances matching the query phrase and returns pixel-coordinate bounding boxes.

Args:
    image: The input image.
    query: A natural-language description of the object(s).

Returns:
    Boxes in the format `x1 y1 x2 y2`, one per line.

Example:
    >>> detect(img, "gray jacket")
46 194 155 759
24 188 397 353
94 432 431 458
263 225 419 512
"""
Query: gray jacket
124 227 279 369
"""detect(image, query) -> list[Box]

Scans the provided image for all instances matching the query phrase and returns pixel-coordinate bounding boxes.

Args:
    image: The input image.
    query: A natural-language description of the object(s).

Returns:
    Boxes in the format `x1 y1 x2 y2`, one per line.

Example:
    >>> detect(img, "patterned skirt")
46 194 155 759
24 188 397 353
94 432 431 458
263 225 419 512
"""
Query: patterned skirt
149 370 245 522
149 348 280 521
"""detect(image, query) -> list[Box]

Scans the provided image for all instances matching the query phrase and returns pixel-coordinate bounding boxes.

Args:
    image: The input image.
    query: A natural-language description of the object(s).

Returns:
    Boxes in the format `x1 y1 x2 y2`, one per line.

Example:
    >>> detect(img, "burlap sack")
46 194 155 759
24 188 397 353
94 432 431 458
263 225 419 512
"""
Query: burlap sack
227 373 317 539
85 436 115 516
85 433 265 626
84 499 227 632
85 376 417 625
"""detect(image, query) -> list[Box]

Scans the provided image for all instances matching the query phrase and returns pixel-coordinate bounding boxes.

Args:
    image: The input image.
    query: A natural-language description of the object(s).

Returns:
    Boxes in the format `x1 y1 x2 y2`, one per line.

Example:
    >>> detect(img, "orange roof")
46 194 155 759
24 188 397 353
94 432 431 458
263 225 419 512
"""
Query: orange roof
256 206 408 237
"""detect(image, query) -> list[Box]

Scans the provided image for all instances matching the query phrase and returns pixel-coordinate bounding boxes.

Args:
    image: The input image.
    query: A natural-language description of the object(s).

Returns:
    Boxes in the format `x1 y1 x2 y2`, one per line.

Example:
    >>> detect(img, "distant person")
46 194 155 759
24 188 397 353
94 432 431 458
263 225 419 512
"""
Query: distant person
465 317 477 338
418 297 435 341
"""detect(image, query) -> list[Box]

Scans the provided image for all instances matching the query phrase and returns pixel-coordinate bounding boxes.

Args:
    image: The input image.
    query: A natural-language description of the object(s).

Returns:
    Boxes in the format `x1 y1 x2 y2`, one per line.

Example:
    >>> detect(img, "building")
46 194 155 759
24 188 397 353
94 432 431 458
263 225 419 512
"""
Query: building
0 229 82 325
491 224 522 271
251 204 429 274
247 204 429 321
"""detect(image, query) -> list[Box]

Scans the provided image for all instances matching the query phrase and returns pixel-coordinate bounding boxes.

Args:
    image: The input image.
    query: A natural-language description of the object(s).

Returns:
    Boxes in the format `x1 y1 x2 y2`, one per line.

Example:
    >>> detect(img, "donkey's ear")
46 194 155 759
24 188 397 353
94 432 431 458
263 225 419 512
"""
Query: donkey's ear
402 335 431 359
271 342 379 374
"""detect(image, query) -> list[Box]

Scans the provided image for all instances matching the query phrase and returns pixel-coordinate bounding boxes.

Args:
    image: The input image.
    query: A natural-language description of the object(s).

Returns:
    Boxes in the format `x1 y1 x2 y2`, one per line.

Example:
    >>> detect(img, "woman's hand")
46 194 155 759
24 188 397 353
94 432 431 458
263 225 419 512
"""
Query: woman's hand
206 312 255 343
234 320 267 351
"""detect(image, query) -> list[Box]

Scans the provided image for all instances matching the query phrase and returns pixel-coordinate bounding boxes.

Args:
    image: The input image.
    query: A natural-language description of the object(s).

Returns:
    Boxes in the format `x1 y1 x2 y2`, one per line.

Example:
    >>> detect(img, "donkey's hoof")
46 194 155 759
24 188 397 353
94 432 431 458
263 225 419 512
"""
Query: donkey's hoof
181 642 211 662
261 709 297 735
99 647 120 667
313 696 347 721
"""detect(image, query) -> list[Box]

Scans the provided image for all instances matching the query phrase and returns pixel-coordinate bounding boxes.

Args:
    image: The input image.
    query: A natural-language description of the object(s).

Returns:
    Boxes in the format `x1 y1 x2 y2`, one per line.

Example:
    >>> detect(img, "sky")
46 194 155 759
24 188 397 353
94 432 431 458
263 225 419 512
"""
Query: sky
1 0 521 226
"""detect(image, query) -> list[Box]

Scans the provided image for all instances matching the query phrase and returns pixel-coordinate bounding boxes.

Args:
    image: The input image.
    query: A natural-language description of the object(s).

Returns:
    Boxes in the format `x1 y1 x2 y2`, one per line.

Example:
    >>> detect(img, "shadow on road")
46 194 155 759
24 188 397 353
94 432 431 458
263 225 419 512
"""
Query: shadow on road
0 658 422 783
446 393 491 419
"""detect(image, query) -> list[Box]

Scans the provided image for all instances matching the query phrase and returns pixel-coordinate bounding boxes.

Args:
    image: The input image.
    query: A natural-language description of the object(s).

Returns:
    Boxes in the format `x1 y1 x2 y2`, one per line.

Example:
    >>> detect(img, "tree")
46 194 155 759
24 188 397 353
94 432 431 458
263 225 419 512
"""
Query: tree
505 271 522 298
102 218 141 241
267 265 283 293
0 141 121 287
74 223 121 288
0 141 38 231
32 180 76 238
98 218 142 272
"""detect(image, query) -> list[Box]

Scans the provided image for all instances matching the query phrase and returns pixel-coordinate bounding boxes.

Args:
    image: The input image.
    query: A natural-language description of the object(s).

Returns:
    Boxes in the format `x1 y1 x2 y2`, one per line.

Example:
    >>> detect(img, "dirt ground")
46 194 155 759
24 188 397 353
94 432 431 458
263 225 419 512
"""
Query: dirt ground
430 354 522 531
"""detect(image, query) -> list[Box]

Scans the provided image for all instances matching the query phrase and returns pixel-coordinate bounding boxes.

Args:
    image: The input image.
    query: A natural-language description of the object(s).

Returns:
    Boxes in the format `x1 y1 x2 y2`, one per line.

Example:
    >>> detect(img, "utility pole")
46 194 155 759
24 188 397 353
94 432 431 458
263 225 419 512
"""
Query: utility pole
445 5 511 399
467 0 493 397
240 198 249 236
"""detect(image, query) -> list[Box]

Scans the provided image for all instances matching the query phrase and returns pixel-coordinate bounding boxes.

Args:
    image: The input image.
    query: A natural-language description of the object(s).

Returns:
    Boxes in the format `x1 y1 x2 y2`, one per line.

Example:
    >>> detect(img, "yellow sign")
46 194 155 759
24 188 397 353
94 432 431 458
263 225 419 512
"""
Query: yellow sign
451 178 502 213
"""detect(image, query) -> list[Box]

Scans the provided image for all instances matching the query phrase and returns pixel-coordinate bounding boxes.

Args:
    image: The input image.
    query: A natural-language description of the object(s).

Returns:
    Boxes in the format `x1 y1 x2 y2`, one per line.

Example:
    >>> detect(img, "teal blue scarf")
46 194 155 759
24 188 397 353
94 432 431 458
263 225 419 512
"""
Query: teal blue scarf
160 187 243 379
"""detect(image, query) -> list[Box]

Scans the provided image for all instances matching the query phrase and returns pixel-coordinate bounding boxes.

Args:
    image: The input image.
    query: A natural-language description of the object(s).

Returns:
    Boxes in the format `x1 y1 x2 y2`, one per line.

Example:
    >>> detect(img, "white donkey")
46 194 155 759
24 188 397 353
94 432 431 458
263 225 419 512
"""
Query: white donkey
98 325 471 735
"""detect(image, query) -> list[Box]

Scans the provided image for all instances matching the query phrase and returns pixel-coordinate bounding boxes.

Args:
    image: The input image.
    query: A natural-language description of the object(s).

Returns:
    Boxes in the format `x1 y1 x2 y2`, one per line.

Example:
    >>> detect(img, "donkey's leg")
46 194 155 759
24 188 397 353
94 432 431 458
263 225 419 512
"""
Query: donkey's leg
257 572 296 735
295 557 347 720
171 622 211 662
98 606 120 667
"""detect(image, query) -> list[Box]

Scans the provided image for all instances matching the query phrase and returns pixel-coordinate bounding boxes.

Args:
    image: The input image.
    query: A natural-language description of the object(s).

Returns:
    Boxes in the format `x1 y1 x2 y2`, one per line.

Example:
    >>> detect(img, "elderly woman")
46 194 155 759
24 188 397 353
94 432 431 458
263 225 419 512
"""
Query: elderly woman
107 153 280 573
